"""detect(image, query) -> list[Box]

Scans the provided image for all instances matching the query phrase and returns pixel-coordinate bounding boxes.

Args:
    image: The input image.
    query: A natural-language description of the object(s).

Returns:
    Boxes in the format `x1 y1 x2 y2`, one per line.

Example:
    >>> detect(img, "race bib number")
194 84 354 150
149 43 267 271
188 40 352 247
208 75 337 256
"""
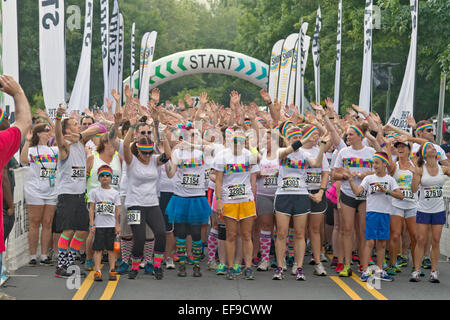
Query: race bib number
205 169 211 182
96 202 115 216
424 187 442 200
111 174 119 186
127 210 141 225
369 182 388 194
181 174 201 189
228 184 246 200
306 172 321 186
39 168 56 180
355 190 367 200
71 166 86 180
263 175 278 188
281 177 301 191
400 188 414 200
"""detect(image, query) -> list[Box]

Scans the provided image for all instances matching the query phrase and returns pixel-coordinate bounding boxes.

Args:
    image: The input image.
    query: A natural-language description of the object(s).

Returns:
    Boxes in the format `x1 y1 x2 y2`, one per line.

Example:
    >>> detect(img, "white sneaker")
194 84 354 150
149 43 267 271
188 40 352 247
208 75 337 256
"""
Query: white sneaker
291 262 298 275
313 263 327 276
207 260 217 271
320 252 328 262
257 260 270 271
429 270 440 283
166 257 175 269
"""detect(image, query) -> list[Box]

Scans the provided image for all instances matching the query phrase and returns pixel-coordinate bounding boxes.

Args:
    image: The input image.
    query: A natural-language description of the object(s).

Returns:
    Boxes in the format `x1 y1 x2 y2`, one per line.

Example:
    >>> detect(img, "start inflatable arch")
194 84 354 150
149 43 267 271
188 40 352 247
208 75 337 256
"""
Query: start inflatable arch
123 49 269 91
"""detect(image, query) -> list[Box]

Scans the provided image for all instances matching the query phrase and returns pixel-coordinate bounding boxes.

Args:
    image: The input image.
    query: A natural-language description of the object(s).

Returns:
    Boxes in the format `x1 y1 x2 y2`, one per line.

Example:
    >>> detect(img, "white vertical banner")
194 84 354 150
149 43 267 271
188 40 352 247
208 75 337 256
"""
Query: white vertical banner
2 0 19 119
117 13 124 105
295 22 309 113
68 0 93 113
130 22 136 90
139 31 157 106
334 0 343 114
100 0 109 107
277 33 298 107
268 39 284 102
286 41 298 106
359 0 373 113
107 0 119 112
312 6 322 105
39 0 66 121
388 0 418 130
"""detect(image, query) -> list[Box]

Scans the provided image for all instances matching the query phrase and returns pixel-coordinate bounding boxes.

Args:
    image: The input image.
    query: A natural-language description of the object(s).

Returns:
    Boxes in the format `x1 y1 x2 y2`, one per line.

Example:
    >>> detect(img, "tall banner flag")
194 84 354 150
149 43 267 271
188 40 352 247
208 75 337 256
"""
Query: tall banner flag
39 0 66 120
139 32 150 96
277 33 298 107
268 39 284 102
312 6 322 104
295 22 309 113
286 40 298 106
118 13 124 104
388 0 418 130
100 0 109 107
130 22 136 89
359 0 373 113
107 0 119 112
2 0 19 120
69 0 93 113
139 31 157 106
334 0 342 114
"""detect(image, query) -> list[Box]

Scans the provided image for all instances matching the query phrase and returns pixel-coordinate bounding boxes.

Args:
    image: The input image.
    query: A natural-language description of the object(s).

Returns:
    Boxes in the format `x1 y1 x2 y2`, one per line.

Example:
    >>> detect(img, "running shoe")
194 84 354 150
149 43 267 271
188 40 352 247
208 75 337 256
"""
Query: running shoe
79 252 86 264
291 262 298 275
335 263 344 273
153 267 164 280
309 255 316 265
374 270 394 282
244 267 255 280
422 257 431 269
166 257 176 270
226 267 235 280
352 253 360 264
330 257 338 267
193 265 202 277
40 257 53 266
109 271 118 281
385 265 397 276
314 263 327 276
320 252 328 262
360 270 371 282
252 257 261 267
207 260 217 271
338 265 352 277
325 243 333 254
393 263 402 273
29 258 37 266
409 270 421 282
0 292 16 300
286 256 295 267
233 263 242 276
116 261 130 274
296 268 306 281
257 260 270 271
85 259 94 271
216 263 227 275
397 254 408 268
128 269 138 279
94 271 102 282
54 267 72 279
272 267 283 280
429 270 440 283
178 265 187 277
144 262 154 275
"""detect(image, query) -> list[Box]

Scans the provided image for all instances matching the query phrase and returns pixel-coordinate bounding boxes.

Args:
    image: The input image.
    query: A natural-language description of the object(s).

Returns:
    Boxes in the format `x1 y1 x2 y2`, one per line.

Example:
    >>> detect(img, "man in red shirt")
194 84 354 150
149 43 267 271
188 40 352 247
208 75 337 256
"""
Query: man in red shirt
0 75 32 300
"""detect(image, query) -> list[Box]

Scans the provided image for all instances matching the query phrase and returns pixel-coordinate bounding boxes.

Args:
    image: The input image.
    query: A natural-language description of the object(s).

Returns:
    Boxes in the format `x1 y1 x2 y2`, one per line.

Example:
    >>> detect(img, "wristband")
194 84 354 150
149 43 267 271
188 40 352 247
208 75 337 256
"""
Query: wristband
159 153 170 163
380 143 386 148
89 225 95 228
215 196 221 200
385 190 391 196
55 114 63 121
79 133 83 141
291 140 303 151
129 126 136 130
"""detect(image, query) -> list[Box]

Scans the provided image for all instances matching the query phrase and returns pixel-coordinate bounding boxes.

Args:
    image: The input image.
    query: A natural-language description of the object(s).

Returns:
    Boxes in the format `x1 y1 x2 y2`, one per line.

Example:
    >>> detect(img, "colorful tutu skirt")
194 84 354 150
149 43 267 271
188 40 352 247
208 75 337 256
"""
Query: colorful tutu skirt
165 195 212 225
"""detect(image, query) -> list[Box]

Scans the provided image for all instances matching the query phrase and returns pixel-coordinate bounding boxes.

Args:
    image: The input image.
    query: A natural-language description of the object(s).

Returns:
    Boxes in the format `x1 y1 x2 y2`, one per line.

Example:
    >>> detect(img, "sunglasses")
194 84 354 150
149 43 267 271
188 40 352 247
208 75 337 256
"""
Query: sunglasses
99 173 111 178
425 129 433 133
140 131 152 136
39 128 51 133
140 150 152 155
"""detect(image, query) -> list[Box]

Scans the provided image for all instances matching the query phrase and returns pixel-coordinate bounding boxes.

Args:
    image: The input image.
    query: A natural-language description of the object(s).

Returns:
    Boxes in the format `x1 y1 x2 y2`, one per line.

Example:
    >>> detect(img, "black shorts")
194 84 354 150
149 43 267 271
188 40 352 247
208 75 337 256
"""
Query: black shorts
309 189 328 213
274 194 311 216
159 192 174 232
93 227 115 251
340 192 365 210
54 194 89 233
325 199 336 226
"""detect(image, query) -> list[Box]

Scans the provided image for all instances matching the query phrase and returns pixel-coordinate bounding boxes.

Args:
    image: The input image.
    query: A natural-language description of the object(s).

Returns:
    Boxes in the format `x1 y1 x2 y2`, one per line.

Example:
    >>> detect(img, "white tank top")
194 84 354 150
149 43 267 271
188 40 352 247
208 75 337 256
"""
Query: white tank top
418 164 445 213
392 161 417 210
87 152 121 199
56 142 87 195
256 152 278 197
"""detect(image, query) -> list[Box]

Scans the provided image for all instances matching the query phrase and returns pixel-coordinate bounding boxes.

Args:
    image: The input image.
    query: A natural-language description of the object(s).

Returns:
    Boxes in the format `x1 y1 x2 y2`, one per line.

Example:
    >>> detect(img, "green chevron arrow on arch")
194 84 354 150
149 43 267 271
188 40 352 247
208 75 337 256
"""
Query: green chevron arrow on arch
246 61 256 76
166 61 176 75
257 66 267 80
235 58 245 72
155 65 166 79
177 57 187 71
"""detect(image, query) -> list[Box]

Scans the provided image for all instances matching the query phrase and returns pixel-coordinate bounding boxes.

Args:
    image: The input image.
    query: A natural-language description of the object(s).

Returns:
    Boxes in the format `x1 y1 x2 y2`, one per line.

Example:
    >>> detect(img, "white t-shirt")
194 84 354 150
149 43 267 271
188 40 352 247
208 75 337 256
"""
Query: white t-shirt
213 148 258 204
276 148 311 196
88 186 120 228
255 152 279 197
172 148 206 197
301 145 330 190
23 145 58 200
360 174 399 214
334 146 375 199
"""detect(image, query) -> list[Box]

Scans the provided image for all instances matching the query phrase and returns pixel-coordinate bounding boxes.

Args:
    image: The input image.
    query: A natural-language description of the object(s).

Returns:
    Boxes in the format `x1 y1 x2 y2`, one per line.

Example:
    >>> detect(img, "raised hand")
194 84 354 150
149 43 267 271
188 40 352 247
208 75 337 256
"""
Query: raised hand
185 93 194 108
124 85 132 99
178 99 185 111
151 88 160 104
229 90 241 107
105 98 113 111
407 115 416 129
111 89 121 102
259 89 272 104
325 97 334 110
200 92 208 107
56 104 66 117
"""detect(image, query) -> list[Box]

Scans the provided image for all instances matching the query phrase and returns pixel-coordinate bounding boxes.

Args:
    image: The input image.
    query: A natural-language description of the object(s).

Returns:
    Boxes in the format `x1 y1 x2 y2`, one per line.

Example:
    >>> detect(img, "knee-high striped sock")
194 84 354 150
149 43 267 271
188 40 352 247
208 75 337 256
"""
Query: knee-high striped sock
57 234 70 269
144 240 154 264
207 228 219 262
260 230 272 262
192 240 203 266
66 235 84 268
130 256 142 271
153 251 164 268
120 239 132 264
176 238 187 266
288 228 295 258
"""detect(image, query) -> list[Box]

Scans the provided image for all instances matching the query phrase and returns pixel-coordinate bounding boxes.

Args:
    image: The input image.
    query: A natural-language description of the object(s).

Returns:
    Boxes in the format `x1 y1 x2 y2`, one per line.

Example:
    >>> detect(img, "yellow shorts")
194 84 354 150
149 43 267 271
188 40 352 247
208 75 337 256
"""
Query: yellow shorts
224 201 256 221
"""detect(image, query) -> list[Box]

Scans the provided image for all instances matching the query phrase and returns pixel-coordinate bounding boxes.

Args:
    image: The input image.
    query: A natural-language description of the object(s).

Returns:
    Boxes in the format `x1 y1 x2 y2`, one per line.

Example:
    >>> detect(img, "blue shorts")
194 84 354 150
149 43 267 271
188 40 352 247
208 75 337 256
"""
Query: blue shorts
365 211 390 240
416 211 446 225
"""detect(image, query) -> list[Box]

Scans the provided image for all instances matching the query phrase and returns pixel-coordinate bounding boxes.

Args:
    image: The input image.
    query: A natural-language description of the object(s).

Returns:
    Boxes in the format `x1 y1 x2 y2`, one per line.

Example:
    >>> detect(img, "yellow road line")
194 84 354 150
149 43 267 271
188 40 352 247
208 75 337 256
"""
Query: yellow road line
351 274 388 300
330 276 363 300
99 275 121 300
72 264 103 301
